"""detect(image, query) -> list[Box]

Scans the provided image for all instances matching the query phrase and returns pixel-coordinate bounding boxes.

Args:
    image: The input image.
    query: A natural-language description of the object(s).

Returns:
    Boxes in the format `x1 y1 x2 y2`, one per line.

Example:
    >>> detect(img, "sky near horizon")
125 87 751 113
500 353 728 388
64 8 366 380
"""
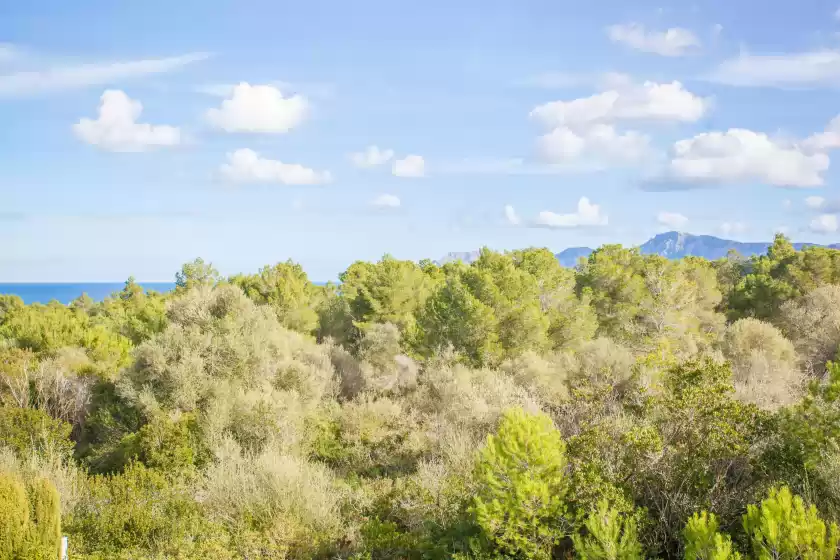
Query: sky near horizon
3 0 840 281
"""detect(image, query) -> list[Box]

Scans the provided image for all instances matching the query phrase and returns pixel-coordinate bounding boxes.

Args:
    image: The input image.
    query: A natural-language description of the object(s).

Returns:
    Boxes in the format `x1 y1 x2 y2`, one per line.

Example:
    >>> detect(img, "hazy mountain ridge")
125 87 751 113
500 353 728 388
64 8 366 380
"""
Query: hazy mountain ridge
438 232 840 267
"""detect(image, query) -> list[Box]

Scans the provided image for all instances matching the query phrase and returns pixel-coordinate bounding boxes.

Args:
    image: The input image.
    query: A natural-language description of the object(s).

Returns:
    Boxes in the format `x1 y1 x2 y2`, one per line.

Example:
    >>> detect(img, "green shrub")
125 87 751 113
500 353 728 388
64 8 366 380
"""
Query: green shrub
0 406 73 459
572 500 644 560
65 462 230 559
743 486 839 560
472 408 571 560
0 471 29 559
683 511 741 560
27 477 61 559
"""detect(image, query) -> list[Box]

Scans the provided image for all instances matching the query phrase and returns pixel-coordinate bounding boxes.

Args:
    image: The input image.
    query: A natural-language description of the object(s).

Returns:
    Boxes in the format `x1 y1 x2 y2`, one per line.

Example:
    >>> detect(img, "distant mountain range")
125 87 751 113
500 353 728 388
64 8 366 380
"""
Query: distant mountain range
437 232 840 268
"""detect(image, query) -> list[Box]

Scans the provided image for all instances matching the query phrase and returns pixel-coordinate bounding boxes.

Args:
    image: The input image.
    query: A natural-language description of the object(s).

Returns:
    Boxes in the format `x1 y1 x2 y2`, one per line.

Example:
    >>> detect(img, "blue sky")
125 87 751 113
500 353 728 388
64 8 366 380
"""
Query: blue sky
3 0 840 281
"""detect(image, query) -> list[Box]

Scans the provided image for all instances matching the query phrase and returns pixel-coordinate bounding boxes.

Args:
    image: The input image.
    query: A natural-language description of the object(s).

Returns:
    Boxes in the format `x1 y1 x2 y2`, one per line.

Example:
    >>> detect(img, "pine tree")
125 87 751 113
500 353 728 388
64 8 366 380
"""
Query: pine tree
572 500 644 560
472 408 571 560
743 486 839 560
683 511 741 560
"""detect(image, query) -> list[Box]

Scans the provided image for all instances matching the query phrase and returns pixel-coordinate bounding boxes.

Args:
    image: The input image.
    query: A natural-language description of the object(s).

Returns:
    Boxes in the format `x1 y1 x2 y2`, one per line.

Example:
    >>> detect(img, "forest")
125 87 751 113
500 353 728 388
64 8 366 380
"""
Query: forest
3 234 840 559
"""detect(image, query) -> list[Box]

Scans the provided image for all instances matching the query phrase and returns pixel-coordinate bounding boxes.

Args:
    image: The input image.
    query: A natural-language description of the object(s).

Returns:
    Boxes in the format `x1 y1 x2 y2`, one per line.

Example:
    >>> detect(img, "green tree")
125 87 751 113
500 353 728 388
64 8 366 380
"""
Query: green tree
572 500 644 560
683 512 741 560
743 486 839 560
0 472 29 559
472 408 572 560
175 257 220 291
415 274 502 366
230 260 319 334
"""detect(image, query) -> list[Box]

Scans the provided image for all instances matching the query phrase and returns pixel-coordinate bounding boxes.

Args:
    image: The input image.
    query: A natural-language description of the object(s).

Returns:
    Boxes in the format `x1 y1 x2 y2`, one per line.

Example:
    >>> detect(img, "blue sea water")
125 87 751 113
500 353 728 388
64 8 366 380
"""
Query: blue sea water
0 283 177 305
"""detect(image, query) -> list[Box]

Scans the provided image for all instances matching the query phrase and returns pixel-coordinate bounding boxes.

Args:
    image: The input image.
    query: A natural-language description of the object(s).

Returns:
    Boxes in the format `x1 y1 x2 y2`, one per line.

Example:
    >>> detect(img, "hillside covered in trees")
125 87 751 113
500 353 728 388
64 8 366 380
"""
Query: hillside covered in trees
4 234 840 559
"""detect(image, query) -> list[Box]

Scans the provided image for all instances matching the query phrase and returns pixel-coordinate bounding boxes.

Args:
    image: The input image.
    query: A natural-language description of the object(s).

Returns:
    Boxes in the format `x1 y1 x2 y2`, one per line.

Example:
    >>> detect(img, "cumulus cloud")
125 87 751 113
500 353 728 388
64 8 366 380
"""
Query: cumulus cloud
73 90 180 152
810 214 839 233
803 115 840 151
708 49 840 88
220 149 331 185
206 82 308 133
661 129 829 187
350 145 394 168
504 205 521 225
657 211 689 229
371 194 400 208
392 155 425 177
530 80 708 129
606 23 701 56
0 52 209 97
537 124 650 164
806 195 826 209
535 197 608 228
719 222 747 236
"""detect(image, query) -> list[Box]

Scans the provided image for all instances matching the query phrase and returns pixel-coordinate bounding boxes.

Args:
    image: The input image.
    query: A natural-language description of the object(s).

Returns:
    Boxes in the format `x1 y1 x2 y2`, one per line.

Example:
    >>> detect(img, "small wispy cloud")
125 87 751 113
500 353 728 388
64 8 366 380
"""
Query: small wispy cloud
706 49 840 88
606 23 701 56
371 194 401 209
504 205 521 225
0 52 210 97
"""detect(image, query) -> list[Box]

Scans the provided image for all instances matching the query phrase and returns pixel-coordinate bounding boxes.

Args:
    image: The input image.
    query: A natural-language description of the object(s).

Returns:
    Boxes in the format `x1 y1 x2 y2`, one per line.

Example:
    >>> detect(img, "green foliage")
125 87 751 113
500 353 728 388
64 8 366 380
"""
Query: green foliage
743 486 839 560
339 255 438 346
92 277 167 345
0 472 29 559
115 412 208 475
0 302 132 376
230 260 319 334
175 257 220 291
572 500 644 560
416 273 502 366
27 477 61 559
683 512 741 560
728 234 840 321
0 406 73 459
65 462 230 559
0 473 62 560
3 235 840 558
472 408 571 560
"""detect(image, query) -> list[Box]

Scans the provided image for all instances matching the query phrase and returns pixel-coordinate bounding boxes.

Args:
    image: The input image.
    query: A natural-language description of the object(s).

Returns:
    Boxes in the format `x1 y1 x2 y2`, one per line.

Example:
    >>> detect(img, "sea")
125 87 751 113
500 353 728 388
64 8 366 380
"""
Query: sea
0 283 177 305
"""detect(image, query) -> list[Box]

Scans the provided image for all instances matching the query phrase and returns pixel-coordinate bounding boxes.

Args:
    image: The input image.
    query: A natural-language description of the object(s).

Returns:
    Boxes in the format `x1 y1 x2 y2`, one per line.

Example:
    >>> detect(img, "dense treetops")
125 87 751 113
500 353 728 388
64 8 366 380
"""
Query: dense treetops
3 234 840 558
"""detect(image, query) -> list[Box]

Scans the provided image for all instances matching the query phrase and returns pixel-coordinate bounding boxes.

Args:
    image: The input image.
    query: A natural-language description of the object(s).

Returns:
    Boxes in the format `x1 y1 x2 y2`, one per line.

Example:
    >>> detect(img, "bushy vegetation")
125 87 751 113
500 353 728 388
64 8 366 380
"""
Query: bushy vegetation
3 235 840 558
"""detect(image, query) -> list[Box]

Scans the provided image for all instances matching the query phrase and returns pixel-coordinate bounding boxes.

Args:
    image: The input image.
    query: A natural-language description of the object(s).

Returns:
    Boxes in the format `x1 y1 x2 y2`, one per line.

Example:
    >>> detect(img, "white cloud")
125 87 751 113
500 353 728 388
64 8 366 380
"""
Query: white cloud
835 7 840 20
350 145 394 168
657 211 689 229
535 197 608 228
73 90 180 152
664 129 829 187
0 52 209 97
392 155 425 177
708 49 840 88
206 82 308 133
371 194 400 208
719 222 747 236
803 115 840 151
606 23 701 56
782 199 792 209
220 149 331 185
810 214 839 233
537 124 650 164
504 205 520 225
530 80 708 130
806 195 826 209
